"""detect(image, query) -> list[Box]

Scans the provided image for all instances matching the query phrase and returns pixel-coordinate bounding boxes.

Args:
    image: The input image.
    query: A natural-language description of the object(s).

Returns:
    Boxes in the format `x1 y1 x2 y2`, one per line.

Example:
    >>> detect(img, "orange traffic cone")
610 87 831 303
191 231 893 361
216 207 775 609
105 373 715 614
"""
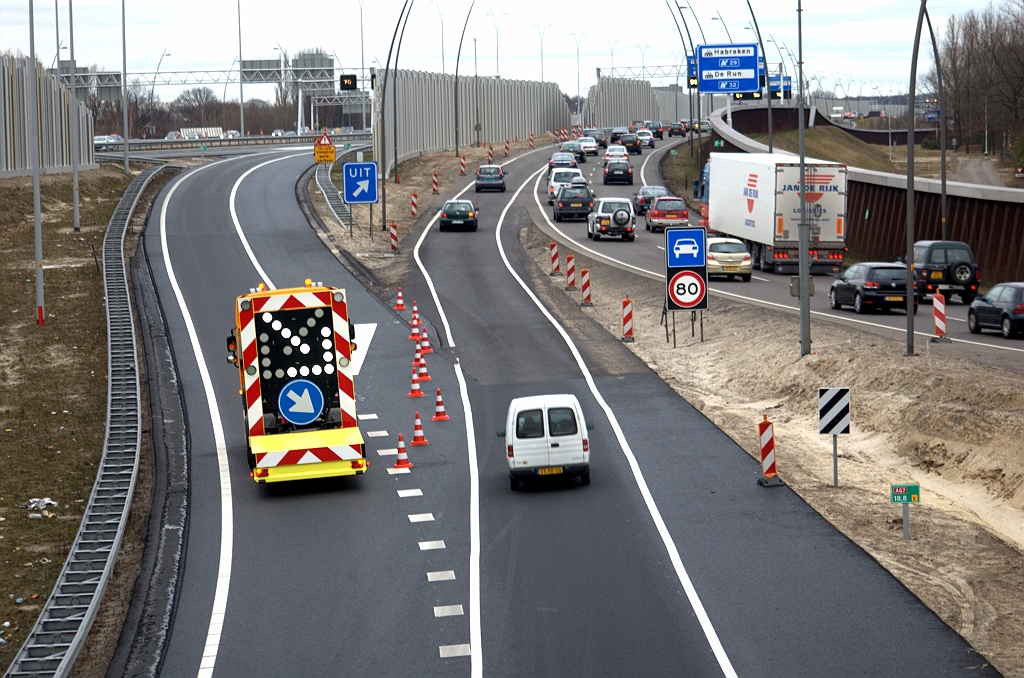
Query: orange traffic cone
432 387 449 421
420 331 433 355
393 433 413 469
408 366 424 397
394 287 406 311
411 411 429 446
408 317 421 342
417 351 431 381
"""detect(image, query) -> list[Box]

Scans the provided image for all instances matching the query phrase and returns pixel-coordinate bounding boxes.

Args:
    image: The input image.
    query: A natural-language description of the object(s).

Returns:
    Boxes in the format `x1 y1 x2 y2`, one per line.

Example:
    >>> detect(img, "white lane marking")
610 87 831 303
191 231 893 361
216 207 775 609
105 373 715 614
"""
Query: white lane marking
504 166 738 678
159 163 234 678
365 430 389 438
640 138 685 186
398 488 423 497
227 153 310 289
408 513 435 523
387 467 411 475
412 148 549 348
434 605 465 617
656 245 666 251
419 540 446 550
377 448 398 456
428 570 456 581
351 322 377 375
454 362 482 678
752 275 771 282
439 644 472 658
357 413 378 421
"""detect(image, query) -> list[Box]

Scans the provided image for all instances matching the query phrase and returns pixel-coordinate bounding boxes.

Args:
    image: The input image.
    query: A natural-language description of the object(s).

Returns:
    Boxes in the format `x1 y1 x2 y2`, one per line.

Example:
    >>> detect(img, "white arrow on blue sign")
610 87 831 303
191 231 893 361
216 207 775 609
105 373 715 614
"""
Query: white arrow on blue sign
278 378 325 426
343 161 379 204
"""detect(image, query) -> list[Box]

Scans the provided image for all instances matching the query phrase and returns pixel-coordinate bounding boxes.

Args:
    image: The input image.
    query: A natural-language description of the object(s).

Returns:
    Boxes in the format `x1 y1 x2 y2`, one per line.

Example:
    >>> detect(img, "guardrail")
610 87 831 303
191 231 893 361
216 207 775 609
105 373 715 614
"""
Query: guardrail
94 132 371 154
4 165 167 678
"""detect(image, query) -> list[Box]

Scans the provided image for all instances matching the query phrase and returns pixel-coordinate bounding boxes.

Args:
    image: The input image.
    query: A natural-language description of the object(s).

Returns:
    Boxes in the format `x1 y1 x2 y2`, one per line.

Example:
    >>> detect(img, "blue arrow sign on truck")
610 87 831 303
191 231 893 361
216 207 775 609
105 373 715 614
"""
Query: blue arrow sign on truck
343 161 379 204
697 43 760 94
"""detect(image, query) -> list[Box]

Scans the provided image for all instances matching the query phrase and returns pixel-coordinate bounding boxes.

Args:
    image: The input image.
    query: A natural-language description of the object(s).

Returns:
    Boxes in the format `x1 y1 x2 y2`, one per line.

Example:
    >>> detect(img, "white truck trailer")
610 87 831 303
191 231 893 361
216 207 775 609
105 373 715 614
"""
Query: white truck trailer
699 152 848 274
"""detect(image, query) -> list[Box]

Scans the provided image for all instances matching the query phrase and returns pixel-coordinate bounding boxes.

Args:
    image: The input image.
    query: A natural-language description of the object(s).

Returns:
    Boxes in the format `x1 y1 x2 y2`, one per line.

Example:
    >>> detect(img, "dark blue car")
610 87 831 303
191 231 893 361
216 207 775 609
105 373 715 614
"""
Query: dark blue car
475 165 506 193
969 282 1024 338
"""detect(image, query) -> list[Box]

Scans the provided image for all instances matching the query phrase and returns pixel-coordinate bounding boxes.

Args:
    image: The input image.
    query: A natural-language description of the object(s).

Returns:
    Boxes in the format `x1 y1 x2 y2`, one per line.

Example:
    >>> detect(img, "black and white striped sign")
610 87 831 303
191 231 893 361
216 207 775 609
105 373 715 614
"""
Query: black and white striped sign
818 388 851 435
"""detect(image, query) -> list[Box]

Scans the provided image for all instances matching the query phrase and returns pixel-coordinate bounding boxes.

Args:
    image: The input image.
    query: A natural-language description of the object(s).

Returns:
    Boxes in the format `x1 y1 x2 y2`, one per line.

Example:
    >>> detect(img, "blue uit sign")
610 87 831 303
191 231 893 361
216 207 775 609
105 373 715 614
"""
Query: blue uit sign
697 44 760 94
343 161 379 204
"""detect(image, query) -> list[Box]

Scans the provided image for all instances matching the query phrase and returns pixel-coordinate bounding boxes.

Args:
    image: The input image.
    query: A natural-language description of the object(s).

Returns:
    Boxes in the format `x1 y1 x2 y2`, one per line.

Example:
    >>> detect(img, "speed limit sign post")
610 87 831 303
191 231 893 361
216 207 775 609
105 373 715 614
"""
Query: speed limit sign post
665 226 708 343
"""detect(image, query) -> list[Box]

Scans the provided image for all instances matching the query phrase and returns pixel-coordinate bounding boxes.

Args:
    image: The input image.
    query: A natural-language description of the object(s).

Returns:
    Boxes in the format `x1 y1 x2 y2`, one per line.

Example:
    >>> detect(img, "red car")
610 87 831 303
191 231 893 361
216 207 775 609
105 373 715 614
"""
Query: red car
645 196 690 233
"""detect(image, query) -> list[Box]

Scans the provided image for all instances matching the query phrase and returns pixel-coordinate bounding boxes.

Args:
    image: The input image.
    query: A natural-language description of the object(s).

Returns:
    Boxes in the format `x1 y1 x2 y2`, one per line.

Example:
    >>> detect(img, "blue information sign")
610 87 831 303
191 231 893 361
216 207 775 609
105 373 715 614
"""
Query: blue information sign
687 55 697 78
696 43 760 94
769 76 793 92
277 378 325 426
667 228 706 268
343 161 379 204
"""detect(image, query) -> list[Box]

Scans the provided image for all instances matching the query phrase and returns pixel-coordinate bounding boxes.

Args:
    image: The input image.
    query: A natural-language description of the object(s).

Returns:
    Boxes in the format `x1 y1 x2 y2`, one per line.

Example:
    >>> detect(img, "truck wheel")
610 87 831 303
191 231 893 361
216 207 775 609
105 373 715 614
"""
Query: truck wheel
758 246 768 272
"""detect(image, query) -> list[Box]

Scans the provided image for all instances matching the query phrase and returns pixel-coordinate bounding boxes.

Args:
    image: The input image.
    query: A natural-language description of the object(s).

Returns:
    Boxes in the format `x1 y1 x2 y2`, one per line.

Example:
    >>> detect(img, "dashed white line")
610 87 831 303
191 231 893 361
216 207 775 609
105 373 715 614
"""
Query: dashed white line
439 644 472 658
419 540 446 550
752 275 771 282
376 448 398 457
408 513 435 523
434 605 465 617
398 488 423 498
357 413 378 421
656 245 666 251
428 570 456 581
365 430 389 438
387 467 411 475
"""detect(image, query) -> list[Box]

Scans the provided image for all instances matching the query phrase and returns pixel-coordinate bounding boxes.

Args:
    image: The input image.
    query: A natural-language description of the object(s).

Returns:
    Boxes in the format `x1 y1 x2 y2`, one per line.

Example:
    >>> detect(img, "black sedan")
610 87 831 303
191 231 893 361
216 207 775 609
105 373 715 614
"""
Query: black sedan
609 127 629 144
547 152 578 177
553 185 595 222
830 263 917 314
561 141 586 163
603 160 634 185
633 185 669 215
968 282 1024 338
667 122 685 137
438 200 478 232
474 164 506 192
587 129 608 147
621 134 643 155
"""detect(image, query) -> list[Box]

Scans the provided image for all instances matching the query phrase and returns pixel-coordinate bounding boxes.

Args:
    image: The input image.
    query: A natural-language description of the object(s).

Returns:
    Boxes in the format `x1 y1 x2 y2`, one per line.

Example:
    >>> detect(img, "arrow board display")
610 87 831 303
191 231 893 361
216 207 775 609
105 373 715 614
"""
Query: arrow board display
343 161 379 204
818 387 851 435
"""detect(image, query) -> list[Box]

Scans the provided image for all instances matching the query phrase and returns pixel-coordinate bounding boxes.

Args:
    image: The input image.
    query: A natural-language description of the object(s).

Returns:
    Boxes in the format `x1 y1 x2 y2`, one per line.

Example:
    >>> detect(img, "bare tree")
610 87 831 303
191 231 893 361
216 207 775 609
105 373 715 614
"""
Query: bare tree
173 87 219 127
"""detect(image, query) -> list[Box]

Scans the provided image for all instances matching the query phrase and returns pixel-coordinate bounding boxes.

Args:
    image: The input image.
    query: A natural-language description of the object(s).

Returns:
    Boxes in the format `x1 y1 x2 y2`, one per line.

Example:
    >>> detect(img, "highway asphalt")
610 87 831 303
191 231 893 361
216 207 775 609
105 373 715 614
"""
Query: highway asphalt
137 142 999 676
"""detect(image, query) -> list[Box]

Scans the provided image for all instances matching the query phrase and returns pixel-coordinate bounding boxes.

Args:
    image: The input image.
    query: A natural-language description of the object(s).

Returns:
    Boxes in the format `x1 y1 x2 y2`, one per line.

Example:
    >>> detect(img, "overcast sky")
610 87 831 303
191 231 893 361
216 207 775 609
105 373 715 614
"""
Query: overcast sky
0 0 992 103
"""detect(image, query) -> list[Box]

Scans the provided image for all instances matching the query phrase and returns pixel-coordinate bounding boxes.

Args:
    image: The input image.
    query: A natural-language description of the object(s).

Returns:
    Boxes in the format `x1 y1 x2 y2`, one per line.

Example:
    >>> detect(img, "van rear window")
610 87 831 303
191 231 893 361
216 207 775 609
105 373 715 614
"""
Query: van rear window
548 408 578 436
516 409 545 439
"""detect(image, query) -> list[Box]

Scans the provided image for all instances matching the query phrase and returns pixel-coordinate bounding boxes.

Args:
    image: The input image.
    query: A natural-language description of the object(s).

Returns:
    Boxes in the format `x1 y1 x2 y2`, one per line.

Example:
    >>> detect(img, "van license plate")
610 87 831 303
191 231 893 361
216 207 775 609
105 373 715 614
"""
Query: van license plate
537 467 563 476
885 295 904 301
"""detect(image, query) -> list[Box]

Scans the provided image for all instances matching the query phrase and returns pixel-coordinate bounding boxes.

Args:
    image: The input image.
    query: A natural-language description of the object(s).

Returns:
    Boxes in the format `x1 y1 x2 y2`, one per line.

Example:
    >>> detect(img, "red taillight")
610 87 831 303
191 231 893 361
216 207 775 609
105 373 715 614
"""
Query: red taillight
651 210 660 217
441 212 447 217
507 445 514 458
351 459 364 469
582 439 589 452
683 210 689 219
558 202 563 207
743 254 751 261
707 254 717 261
975 270 980 280
1014 305 1024 316
864 281 881 289
254 468 268 478
589 202 594 207
628 168 633 173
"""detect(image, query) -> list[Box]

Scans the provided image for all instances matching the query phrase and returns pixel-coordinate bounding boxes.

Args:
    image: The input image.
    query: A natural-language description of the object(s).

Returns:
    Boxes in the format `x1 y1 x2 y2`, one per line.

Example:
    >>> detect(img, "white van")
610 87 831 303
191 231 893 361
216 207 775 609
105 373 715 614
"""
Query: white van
547 168 585 205
499 394 592 490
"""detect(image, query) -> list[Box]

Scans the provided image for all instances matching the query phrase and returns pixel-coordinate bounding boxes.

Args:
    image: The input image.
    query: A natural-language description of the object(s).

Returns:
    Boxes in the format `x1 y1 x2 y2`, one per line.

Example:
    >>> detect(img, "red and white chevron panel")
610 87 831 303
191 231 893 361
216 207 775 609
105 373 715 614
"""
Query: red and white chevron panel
256 444 363 468
238 302 264 437
329 290 358 429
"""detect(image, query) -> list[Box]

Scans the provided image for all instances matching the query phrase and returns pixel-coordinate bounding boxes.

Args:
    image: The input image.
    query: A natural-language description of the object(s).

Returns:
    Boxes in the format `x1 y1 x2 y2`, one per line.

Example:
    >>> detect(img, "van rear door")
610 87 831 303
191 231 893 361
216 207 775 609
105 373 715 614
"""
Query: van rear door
512 407 548 469
546 403 584 467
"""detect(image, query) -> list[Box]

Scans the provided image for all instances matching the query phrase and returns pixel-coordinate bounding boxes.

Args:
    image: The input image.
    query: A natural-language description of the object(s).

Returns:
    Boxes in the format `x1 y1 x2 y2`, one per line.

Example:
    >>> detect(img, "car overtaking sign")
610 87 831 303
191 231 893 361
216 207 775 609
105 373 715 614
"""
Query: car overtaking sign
665 226 708 311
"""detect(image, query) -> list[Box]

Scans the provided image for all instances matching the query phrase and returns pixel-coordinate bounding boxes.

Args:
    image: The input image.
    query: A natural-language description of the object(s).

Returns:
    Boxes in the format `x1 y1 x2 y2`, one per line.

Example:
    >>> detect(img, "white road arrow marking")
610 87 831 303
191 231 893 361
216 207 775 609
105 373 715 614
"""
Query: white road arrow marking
286 388 314 413
352 180 369 197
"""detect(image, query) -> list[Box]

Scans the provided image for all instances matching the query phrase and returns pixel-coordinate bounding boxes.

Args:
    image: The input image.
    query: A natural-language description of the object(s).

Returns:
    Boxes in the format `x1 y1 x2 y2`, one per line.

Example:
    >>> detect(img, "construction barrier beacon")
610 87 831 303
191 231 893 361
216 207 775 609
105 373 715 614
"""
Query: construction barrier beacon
432 172 439 194
565 251 576 290
580 267 593 307
487 145 493 163
549 240 560 276
504 139 510 156
411 192 418 217
931 291 949 342
529 132 535 149
459 155 467 175
757 413 784 487
621 296 634 342
390 222 399 252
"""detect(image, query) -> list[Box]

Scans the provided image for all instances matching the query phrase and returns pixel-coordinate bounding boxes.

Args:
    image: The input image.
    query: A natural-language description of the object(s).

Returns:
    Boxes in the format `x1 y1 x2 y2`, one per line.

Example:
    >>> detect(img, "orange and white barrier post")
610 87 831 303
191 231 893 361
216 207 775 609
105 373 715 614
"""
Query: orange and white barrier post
757 413 784 487
487 145 493 163
432 387 450 421
411 192 418 217
504 139 510 156
621 296 634 342
390 222 399 252
394 286 406 311
411 411 429 446
565 251 576 291
459 155 467 175
432 171 439 194
549 240 560 276
580 267 593 307
529 133 535 149
931 291 950 343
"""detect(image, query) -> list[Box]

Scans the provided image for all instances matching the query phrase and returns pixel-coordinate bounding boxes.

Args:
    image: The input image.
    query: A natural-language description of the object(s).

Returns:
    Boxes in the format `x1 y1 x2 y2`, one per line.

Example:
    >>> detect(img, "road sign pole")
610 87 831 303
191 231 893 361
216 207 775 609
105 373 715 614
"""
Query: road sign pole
832 434 838 488
903 503 910 540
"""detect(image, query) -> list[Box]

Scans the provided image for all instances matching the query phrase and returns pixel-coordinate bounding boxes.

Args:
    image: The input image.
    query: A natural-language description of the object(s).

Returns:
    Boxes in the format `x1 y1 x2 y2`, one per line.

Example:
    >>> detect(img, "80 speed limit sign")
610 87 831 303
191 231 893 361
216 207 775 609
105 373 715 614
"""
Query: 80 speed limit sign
668 270 706 308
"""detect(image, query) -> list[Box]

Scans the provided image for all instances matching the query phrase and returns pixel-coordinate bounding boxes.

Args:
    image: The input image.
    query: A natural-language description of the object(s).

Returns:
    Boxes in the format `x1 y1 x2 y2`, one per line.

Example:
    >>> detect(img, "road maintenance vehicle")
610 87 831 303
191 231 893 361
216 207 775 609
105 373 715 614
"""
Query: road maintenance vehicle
227 280 366 483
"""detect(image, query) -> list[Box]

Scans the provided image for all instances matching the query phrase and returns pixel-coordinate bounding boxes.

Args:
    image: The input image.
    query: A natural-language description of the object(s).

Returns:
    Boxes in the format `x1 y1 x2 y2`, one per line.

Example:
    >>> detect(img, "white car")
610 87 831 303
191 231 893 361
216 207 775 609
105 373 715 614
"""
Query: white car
587 198 636 241
577 136 598 155
500 393 592 490
636 130 655 148
674 239 699 257
603 145 628 165
547 168 585 205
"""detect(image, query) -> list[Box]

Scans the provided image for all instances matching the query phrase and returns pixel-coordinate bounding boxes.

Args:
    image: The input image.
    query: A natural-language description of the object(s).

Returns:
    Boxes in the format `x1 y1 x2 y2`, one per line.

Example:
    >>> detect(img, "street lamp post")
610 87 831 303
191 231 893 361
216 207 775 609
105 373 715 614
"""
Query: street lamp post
605 37 618 73
711 11 733 41
237 0 245 135
487 10 506 77
69 0 80 233
571 31 585 119
534 23 550 82
636 43 650 77
121 0 129 173
431 0 450 75
453 0 475 156
797 0 811 356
